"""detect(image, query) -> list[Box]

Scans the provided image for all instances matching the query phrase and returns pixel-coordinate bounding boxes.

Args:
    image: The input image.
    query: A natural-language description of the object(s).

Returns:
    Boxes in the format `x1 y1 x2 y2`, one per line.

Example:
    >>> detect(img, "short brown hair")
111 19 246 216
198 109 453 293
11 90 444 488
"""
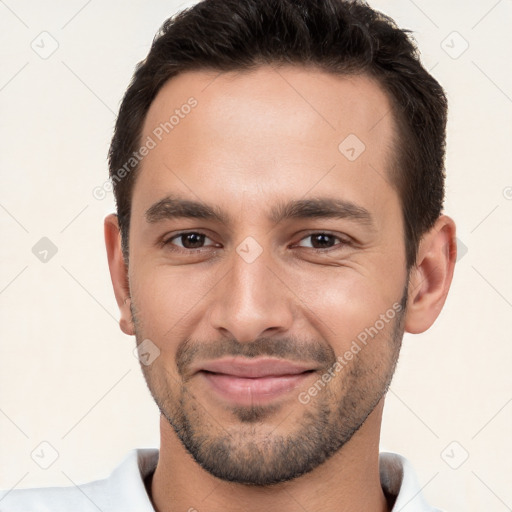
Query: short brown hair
108 0 448 269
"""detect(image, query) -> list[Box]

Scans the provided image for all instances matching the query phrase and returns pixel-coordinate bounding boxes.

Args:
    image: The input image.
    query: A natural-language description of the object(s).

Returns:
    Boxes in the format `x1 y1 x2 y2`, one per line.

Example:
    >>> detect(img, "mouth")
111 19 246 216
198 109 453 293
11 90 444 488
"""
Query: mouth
194 357 318 405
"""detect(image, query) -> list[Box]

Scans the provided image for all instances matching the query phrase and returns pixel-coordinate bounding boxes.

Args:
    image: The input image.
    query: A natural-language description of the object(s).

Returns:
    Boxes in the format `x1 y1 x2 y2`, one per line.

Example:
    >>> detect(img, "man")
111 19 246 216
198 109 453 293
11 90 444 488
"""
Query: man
1 0 456 510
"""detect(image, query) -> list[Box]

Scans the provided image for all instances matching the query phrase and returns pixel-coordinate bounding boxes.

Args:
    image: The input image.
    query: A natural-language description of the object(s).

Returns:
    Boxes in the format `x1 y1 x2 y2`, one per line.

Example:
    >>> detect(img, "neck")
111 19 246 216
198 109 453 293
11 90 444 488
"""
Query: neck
148 402 389 512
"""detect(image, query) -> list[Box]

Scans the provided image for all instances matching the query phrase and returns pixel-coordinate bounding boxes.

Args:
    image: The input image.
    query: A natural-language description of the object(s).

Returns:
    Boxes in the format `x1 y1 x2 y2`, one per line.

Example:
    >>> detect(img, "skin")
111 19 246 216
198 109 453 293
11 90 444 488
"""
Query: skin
105 65 457 512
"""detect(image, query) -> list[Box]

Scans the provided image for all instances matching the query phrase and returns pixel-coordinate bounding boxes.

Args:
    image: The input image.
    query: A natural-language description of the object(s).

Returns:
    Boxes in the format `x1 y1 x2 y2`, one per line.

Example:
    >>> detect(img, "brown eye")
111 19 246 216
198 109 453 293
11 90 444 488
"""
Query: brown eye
297 233 346 249
178 233 206 249
311 234 336 248
165 232 217 250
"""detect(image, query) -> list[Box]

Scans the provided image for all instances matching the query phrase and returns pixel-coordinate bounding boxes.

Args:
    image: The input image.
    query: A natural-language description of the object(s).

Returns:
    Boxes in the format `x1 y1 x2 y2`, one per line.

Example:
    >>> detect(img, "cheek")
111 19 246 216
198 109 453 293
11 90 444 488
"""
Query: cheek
130 265 217 343
290 267 399 347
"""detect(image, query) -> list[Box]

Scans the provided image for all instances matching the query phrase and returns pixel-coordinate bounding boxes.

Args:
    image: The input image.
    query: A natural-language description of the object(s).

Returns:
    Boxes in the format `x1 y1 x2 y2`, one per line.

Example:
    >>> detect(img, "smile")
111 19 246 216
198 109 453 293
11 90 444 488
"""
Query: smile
192 357 319 405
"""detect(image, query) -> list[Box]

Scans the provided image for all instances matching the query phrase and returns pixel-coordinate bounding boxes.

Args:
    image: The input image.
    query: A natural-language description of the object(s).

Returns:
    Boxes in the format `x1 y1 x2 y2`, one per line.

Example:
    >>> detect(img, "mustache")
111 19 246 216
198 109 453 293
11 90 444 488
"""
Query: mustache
175 336 337 380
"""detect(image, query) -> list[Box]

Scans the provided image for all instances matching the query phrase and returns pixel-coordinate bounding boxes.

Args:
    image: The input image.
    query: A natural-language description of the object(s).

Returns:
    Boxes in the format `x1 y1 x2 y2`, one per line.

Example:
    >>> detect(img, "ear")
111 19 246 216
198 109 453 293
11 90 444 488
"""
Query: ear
104 213 134 336
404 214 457 334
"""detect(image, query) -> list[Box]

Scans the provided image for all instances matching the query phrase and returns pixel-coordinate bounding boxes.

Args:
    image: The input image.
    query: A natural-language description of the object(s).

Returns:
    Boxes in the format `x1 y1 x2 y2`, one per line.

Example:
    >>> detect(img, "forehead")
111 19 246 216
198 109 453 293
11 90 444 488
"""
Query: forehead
143 65 395 147
135 65 398 224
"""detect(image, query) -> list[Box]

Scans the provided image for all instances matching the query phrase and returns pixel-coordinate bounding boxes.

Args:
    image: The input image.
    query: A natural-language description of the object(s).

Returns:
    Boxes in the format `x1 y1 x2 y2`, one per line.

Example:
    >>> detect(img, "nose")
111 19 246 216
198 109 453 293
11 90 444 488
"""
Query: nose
208 245 295 343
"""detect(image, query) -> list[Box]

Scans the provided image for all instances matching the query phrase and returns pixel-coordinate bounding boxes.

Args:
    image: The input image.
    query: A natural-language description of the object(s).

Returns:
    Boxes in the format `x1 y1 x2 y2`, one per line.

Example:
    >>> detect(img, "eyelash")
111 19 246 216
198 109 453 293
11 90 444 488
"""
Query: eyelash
162 231 353 254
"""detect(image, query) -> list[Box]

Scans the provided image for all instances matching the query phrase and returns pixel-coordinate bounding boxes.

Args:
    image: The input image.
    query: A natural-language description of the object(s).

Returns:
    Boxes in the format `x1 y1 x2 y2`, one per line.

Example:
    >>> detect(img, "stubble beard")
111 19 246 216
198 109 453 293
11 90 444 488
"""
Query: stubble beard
132 290 407 486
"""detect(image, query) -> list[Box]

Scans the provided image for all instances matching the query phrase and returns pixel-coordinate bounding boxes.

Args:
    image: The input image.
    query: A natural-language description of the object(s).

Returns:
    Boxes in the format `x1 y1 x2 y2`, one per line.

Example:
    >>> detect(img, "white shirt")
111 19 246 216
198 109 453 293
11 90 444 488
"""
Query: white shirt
0 449 442 511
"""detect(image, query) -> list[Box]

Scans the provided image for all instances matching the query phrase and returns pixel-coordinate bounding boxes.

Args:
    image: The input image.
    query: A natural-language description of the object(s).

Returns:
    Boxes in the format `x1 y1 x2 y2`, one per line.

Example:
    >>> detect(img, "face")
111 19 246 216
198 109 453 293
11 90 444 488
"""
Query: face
127 66 409 485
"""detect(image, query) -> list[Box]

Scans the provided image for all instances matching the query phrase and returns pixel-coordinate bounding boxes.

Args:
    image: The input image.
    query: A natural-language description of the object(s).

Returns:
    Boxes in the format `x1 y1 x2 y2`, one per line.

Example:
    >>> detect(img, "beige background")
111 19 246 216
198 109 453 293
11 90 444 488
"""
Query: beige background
1 1 511 511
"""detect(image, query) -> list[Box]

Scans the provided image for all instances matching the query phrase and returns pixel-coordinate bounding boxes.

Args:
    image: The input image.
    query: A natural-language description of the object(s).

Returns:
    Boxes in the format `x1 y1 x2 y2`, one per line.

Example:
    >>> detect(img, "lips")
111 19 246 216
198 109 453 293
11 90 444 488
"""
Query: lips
197 357 316 378
194 357 317 405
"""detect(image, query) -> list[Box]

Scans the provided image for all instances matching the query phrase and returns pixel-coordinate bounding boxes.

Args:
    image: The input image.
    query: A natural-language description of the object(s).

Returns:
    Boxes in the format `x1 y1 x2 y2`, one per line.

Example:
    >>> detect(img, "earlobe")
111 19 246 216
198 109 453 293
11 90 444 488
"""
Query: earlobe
104 213 134 336
404 215 457 334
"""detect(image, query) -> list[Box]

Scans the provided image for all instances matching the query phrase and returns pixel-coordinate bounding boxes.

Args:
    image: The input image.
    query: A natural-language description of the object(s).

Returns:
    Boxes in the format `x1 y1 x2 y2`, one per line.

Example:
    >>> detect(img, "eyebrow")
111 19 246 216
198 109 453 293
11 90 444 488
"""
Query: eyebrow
145 195 375 230
269 197 375 228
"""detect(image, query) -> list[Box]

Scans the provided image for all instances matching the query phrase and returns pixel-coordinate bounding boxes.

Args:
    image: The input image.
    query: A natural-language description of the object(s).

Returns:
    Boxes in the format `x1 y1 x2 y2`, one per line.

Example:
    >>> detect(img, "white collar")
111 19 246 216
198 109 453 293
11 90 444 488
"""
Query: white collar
0 448 440 511
120 449 441 511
